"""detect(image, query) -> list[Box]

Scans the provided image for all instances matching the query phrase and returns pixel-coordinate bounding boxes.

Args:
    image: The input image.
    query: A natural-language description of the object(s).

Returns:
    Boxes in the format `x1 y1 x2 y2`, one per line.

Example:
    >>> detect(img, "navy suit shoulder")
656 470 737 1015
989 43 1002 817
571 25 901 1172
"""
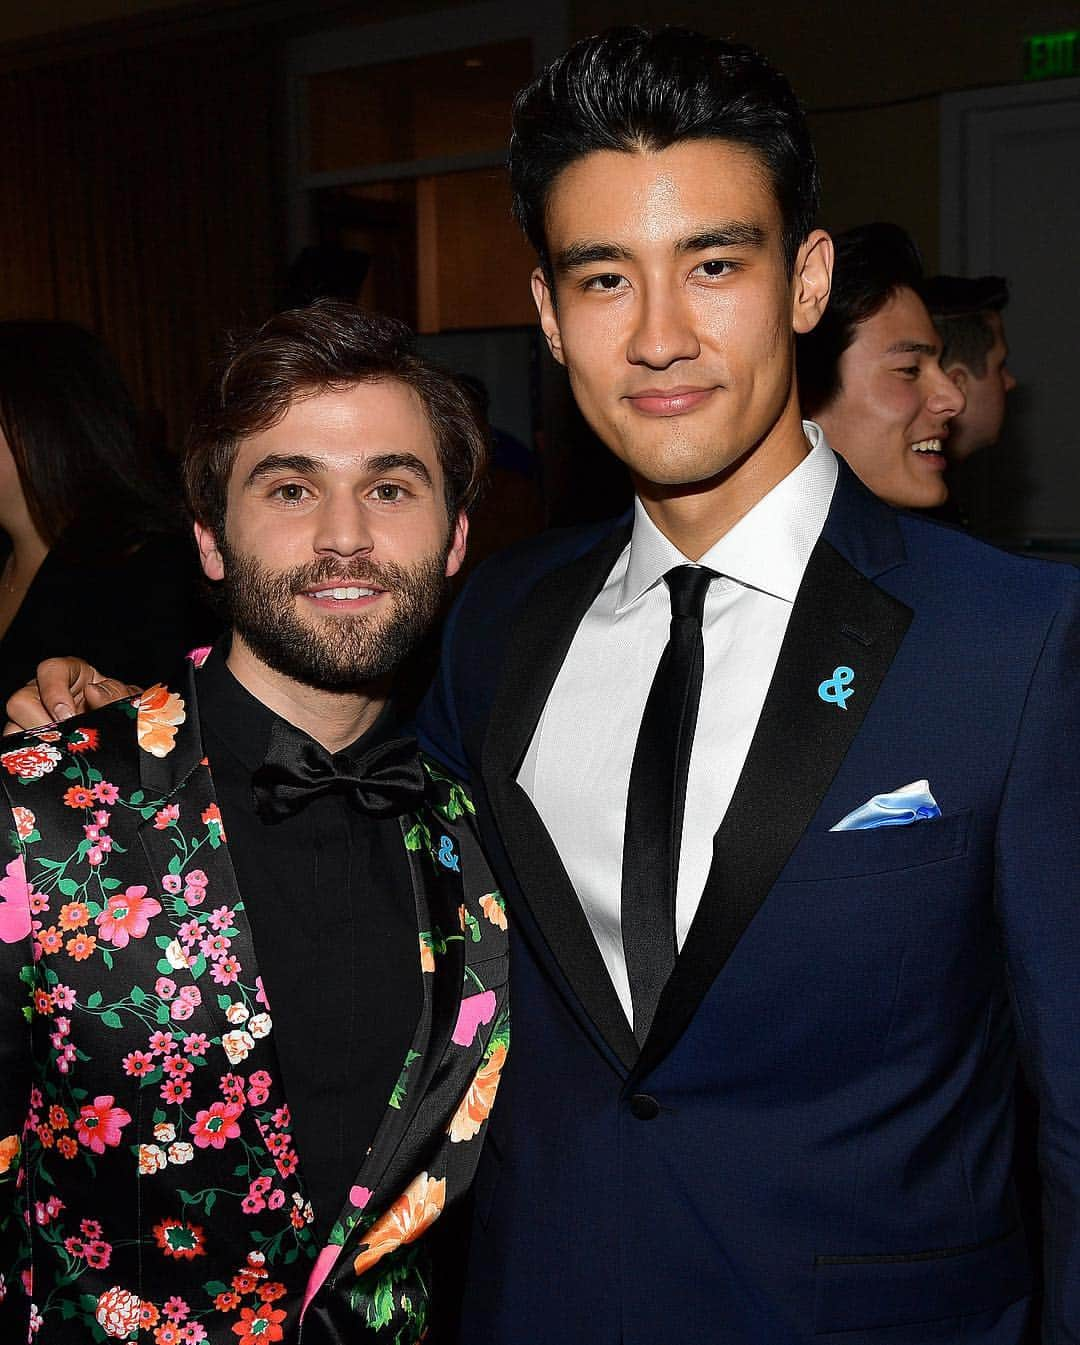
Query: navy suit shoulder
417 516 629 777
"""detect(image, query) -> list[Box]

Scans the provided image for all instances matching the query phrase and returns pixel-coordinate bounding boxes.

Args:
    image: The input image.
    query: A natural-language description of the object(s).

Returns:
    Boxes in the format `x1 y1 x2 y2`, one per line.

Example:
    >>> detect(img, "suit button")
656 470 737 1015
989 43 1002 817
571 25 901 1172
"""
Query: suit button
629 1093 660 1120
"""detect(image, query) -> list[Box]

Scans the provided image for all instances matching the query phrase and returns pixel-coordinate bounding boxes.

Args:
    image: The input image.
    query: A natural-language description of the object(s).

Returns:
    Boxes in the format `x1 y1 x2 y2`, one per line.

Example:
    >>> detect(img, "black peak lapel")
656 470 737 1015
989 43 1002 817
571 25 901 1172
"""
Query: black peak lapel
483 521 639 1071
634 537 914 1081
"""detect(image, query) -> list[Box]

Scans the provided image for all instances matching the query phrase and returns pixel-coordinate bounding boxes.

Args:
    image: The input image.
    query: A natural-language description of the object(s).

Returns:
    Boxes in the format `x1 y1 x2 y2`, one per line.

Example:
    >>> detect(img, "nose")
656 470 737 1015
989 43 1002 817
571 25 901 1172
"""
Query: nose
625 288 701 369
312 490 375 559
1004 366 1018 393
928 365 965 420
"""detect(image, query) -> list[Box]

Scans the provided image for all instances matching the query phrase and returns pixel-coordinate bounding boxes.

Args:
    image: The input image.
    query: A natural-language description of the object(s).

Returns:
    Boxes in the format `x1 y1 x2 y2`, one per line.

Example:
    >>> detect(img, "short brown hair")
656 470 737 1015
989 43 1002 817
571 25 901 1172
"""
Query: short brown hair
183 300 488 536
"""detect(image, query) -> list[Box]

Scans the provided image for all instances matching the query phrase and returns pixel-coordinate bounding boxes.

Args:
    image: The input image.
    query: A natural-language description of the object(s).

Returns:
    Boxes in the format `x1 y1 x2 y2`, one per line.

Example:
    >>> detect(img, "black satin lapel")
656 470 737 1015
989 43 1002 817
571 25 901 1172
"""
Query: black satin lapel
635 539 914 1081
482 523 639 1072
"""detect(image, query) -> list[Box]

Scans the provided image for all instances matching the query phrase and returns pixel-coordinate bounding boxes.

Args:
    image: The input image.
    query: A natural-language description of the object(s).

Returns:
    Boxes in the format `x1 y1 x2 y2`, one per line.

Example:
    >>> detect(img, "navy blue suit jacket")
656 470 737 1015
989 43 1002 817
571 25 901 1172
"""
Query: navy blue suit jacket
417 459 1080 1343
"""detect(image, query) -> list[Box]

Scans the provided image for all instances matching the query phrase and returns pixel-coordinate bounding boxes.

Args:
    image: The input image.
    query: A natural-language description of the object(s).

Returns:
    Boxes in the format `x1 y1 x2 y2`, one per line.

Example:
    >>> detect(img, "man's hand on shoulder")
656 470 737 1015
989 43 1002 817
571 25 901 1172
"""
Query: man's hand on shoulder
4 657 139 733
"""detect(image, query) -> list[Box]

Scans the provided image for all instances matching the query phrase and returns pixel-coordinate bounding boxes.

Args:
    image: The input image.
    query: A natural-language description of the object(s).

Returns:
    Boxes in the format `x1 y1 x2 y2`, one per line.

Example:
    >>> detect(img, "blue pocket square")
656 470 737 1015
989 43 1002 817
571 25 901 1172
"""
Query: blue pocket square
830 780 941 832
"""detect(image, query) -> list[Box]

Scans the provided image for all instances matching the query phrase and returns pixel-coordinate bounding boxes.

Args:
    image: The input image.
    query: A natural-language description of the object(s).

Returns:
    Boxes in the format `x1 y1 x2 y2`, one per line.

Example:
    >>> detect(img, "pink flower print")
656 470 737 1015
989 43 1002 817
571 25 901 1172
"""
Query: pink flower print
86 845 104 867
187 646 213 668
169 998 195 1022
349 1185 373 1209
190 1100 243 1149
154 804 180 830
162 874 183 896
162 1296 190 1322
200 932 231 961
76 1096 132 1154
267 1188 286 1210
241 1192 266 1215
255 975 270 1009
186 869 208 890
210 956 240 986
161 1078 192 1105
182 1032 209 1056
122 1050 155 1078
52 984 76 1011
92 809 111 826
12 806 35 839
155 977 177 1000
148 1030 173 1055
95 888 162 948
452 990 497 1047
178 984 201 1007
92 781 119 804
207 905 231 932
0 856 33 945
84 1240 112 1270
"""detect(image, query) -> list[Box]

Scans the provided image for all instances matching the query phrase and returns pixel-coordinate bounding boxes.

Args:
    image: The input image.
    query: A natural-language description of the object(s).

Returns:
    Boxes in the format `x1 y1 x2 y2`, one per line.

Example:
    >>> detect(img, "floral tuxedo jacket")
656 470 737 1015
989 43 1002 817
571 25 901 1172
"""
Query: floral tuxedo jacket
0 656 509 1344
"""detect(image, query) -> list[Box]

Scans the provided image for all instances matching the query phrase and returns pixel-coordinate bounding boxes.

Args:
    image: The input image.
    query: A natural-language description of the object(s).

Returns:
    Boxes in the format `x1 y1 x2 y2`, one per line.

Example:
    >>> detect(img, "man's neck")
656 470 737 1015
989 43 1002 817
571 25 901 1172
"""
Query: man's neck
225 634 388 754
634 403 812 560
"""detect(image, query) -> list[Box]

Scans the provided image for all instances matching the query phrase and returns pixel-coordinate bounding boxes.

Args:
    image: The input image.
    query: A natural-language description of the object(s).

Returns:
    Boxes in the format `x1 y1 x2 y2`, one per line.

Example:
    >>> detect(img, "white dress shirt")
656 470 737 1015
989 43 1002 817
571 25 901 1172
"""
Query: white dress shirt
517 424 839 1022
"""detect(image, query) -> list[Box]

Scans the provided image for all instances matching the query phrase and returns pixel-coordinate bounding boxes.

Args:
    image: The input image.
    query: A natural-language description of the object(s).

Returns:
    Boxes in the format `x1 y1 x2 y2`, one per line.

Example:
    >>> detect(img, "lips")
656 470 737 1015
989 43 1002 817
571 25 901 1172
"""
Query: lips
626 386 716 416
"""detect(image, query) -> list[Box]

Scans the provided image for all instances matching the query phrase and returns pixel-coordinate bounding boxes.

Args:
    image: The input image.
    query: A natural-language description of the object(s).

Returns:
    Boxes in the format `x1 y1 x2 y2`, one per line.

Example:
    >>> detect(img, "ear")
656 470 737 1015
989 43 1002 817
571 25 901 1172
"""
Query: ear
444 511 469 580
194 521 225 582
947 365 969 394
791 229 834 335
532 267 566 366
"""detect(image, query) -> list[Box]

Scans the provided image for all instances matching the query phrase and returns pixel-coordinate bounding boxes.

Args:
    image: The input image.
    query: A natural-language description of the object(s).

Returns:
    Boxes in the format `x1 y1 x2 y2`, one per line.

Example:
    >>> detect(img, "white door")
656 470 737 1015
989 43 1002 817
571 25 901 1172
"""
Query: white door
941 77 1080 559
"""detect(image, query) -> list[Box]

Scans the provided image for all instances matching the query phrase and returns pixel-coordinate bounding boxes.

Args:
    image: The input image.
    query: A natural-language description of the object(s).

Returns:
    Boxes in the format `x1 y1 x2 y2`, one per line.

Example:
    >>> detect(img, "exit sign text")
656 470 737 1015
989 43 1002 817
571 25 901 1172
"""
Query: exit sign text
1025 30 1078 80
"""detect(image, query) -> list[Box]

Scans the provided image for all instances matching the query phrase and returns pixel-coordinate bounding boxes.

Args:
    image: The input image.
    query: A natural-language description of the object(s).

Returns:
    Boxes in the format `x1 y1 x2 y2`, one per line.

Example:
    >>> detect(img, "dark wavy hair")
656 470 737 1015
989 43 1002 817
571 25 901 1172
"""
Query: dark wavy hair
797 222 925 416
183 300 488 539
509 26 820 280
0 321 179 552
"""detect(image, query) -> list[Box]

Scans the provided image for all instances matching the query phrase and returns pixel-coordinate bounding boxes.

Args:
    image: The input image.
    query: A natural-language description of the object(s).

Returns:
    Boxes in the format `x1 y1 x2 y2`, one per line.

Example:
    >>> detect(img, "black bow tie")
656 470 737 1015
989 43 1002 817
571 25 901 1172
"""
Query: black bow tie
251 718 427 823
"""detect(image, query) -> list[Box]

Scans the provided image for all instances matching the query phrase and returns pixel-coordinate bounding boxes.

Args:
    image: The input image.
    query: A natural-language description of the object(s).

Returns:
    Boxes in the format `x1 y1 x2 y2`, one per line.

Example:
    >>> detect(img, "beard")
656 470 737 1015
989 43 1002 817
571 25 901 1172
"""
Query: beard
218 539 450 693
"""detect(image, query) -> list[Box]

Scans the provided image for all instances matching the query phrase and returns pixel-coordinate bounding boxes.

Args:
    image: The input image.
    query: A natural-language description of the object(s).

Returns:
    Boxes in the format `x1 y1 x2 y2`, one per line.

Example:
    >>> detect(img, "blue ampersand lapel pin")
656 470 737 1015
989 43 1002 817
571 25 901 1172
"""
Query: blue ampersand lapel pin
818 665 855 710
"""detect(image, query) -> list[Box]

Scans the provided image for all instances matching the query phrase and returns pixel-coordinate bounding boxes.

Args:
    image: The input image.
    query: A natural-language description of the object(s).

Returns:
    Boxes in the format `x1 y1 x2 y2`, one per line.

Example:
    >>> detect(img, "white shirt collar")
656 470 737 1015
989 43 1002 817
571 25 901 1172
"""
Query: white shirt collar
618 421 838 611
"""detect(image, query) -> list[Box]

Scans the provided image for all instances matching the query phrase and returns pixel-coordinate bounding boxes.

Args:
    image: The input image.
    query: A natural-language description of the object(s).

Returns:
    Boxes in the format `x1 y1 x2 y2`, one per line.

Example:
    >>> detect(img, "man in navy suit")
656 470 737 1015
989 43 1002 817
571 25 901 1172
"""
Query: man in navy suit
10 26 1080 1343
417 26 1080 1343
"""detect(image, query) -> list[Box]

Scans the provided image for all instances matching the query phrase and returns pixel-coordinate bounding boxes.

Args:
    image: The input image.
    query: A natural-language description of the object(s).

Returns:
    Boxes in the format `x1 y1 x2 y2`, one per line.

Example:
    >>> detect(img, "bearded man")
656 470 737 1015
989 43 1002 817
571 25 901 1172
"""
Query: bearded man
0 301 507 1344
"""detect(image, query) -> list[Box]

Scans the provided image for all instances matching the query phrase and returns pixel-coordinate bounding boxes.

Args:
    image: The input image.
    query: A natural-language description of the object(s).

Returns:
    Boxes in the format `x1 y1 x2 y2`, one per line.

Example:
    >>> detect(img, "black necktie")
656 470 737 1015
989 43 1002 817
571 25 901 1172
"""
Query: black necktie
621 565 716 1043
251 718 427 823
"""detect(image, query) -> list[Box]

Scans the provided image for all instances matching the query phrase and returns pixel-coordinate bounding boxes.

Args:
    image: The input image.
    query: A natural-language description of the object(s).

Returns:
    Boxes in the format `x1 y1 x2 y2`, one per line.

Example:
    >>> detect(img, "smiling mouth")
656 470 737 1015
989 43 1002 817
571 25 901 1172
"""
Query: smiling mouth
306 586 380 600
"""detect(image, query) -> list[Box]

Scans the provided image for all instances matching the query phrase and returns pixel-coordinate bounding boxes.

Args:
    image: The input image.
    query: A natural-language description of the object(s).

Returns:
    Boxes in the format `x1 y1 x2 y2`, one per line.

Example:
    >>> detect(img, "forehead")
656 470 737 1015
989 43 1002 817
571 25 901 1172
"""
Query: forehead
230 379 438 477
852 286 940 355
544 140 781 245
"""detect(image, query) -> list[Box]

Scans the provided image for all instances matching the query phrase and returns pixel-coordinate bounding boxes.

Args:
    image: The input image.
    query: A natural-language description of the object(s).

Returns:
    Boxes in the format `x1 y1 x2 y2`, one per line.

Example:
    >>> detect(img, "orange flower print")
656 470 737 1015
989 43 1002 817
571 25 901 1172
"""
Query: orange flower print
479 893 507 931
448 1040 507 1143
12 806 35 839
419 934 435 974
0 1134 19 1175
1 739 61 779
63 785 95 809
66 933 97 961
352 1172 446 1278
202 802 226 841
231 1303 287 1344
96 1285 143 1338
135 685 186 758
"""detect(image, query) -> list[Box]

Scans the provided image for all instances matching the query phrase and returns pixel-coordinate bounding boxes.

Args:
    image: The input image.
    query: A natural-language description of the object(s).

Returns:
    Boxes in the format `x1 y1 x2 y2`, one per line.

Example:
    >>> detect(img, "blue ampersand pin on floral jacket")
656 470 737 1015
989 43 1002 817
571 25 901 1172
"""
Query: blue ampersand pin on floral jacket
0 652 509 1344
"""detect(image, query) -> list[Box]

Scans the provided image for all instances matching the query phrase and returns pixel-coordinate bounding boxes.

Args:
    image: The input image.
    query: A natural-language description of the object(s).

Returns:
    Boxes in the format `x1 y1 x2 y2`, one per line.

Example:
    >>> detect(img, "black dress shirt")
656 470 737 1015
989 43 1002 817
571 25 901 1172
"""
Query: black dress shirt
197 645 422 1241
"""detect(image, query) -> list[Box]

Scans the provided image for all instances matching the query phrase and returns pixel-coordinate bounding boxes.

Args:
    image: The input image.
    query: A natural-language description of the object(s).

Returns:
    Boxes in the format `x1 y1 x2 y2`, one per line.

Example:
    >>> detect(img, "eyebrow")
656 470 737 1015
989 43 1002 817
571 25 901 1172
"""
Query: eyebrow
884 341 939 357
243 451 433 489
554 222 768 274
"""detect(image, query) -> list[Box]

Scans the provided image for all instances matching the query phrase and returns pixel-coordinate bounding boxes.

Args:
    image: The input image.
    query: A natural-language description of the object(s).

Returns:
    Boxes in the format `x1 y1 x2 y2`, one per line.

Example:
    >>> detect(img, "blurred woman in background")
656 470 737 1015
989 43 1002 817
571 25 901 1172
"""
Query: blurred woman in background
0 321 216 702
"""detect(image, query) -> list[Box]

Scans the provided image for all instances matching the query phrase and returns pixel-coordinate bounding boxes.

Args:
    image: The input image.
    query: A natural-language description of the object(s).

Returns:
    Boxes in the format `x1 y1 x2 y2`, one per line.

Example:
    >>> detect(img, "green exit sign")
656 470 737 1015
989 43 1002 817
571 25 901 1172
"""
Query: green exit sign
1025 30 1078 80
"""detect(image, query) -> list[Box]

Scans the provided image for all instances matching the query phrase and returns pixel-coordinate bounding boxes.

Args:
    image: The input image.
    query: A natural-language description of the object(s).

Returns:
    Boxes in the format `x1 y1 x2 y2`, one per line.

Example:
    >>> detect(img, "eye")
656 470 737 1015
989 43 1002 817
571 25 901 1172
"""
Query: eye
693 259 738 278
370 482 409 503
271 482 311 504
895 365 920 379
581 273 627 292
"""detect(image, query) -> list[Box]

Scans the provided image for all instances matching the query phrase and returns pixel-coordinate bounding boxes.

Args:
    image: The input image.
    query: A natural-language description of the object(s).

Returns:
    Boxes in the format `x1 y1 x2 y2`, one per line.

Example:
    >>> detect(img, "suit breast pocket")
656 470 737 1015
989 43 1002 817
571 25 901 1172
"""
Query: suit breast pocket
778 810 972 884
